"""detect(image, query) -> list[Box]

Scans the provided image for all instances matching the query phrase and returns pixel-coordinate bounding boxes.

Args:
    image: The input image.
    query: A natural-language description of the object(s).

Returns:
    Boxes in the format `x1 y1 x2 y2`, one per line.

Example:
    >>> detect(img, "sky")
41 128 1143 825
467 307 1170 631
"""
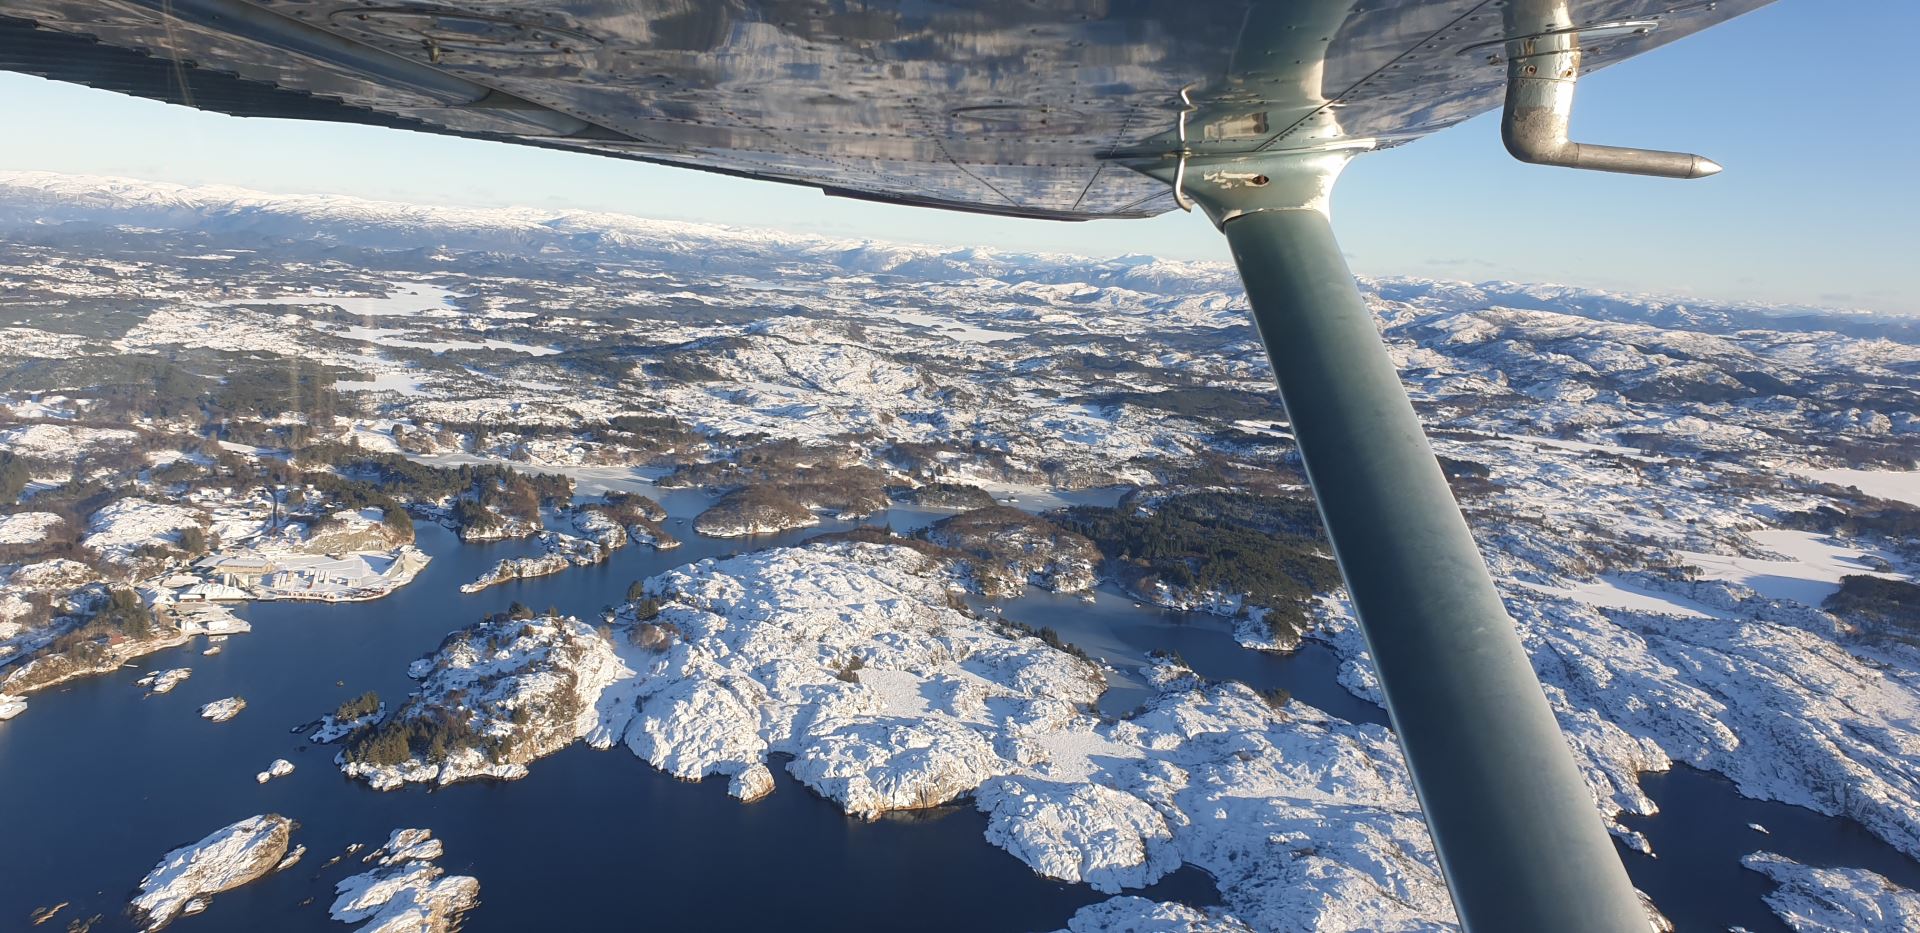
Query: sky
2 1 1916 314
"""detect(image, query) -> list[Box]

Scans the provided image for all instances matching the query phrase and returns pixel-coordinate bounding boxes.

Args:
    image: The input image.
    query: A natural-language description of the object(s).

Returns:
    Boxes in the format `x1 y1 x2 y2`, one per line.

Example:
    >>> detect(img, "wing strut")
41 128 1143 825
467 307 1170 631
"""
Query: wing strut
1148 153 1650 932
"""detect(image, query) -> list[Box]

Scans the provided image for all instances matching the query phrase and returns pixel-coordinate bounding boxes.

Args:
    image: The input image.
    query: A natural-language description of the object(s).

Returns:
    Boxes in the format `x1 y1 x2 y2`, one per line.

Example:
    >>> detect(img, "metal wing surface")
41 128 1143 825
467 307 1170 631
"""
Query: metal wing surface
4 0 1767 219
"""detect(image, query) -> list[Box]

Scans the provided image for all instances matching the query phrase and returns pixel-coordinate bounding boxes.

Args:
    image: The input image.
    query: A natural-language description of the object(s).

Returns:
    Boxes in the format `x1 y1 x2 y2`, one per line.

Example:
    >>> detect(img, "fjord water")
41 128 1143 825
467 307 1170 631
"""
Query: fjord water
0 512 1214 932
1 504 1916 931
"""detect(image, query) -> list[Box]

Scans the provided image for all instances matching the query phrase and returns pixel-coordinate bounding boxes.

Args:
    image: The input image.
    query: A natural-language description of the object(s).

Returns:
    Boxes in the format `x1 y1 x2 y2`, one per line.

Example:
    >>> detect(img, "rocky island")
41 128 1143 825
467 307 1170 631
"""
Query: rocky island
129 814 297 931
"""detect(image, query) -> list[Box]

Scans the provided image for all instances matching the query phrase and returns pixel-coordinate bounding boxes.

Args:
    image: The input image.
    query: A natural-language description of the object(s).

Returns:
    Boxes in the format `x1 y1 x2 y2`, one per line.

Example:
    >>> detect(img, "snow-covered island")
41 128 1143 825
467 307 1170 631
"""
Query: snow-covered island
337 542 1456 929
199 697 246 723
255 759 295 783
136 667 192 694
330 828 480 933
129 814 297 931
460 530 607 593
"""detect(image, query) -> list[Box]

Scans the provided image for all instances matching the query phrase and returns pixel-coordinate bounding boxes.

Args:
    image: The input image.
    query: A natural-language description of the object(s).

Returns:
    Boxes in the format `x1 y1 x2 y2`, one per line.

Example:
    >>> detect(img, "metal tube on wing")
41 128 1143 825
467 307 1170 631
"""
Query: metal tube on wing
1500 0 1722 179
1220 206 1649 933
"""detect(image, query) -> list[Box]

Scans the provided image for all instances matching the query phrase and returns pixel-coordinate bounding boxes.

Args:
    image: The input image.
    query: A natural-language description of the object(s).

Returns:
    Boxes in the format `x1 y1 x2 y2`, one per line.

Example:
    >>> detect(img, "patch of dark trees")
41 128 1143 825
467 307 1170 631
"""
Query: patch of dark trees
1053 491 1339 645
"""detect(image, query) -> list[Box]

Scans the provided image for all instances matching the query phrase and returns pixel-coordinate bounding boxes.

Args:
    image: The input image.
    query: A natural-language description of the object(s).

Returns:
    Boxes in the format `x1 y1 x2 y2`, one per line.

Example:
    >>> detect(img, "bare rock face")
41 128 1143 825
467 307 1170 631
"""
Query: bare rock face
130 814 294 931
297 508 413 553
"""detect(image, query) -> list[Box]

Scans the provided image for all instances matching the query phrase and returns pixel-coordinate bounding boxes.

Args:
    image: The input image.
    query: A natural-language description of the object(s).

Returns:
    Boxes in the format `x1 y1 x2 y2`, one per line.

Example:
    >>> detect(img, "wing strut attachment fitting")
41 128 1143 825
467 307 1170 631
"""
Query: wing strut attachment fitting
1133 148 1650 933
1499 0 1721 178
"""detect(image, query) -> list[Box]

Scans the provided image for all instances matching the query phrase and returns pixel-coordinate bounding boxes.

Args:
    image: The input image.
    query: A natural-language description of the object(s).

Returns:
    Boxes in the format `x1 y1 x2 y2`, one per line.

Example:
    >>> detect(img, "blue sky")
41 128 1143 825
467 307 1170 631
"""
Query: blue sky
3 1 1914 313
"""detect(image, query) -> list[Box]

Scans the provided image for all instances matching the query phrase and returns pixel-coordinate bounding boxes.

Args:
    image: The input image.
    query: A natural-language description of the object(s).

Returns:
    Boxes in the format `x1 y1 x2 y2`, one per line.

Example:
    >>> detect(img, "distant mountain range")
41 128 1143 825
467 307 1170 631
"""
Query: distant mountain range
2 171 1911 342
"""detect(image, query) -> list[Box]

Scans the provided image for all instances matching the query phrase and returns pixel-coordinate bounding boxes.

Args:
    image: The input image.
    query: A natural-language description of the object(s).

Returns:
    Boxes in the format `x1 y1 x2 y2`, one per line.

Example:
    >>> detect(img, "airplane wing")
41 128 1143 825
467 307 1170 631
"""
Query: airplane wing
3 0 1767 220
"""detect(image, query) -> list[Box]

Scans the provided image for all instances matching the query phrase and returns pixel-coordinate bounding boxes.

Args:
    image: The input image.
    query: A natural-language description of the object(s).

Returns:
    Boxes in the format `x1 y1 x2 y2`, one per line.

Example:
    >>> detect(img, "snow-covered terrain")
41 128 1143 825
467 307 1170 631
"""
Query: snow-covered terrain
1743 853 1920 931
136 668 191 694
329 828 479 933
3 171 1919 931
459 531 604 593
0 423 138 459
0 512 63 547
353 543 1458 929
83 499 204 565
199 697 246 723
129 814 294 931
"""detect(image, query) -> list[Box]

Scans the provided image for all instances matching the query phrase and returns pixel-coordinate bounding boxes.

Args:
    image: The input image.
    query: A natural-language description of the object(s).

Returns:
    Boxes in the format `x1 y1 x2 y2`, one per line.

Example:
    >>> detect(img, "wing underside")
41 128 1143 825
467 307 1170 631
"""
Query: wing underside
4 0 1768 219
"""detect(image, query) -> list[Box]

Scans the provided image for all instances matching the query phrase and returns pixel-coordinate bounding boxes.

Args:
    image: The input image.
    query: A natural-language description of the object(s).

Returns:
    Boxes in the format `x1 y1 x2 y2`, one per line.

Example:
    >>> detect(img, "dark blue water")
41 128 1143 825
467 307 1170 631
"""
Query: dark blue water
994 585 1388 727
1619 764 1920 933
4 489 1918 932
0 511 1218 932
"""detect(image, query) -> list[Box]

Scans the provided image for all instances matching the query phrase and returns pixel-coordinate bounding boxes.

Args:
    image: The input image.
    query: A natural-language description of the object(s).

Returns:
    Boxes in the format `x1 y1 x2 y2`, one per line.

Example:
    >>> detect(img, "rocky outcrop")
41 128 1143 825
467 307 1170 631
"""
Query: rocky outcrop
569 509 628 550
459 553 570 593
136 668 192 694
455 515 537 543
309 704 385 743
458 531 606 593
1743 852 1920 932
129 814 294 931
199 697 246 722
330 828 479 933
578 494 679 549
297 509 413 553
338 613 631 790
